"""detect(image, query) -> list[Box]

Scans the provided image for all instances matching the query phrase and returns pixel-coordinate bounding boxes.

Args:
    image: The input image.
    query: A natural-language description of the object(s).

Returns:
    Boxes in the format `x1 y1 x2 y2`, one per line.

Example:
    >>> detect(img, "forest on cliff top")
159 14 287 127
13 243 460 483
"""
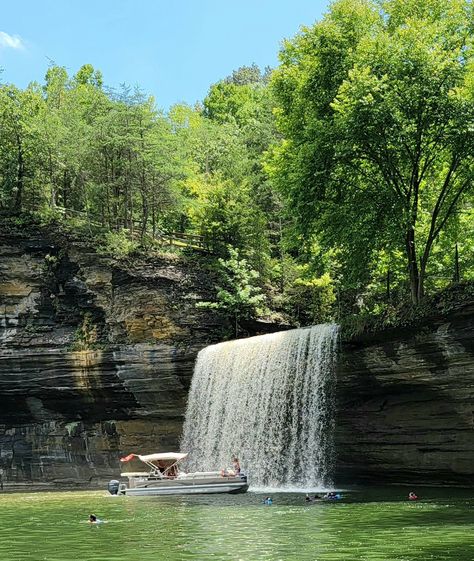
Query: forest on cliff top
2 0 474 334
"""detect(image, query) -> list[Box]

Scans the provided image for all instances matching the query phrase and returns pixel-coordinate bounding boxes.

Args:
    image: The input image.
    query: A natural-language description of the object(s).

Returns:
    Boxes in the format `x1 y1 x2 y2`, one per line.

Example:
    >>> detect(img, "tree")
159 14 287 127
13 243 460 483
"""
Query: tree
74 64 103 88
0 85 43 212
169 102 270 266
270 0 474 303
197 246 266 336
203 66 284 270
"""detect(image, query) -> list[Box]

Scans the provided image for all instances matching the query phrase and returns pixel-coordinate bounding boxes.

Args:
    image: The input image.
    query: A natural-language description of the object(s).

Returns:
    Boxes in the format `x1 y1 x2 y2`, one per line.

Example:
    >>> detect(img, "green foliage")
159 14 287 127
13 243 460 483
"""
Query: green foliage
0 66 183 236
0 63 286 327
203 66 282 259
71 313 100 351
269 0 474 306
3 17 474 334
197 247 266 335
96 230 139 257
285 272 337 326
341 281 474 338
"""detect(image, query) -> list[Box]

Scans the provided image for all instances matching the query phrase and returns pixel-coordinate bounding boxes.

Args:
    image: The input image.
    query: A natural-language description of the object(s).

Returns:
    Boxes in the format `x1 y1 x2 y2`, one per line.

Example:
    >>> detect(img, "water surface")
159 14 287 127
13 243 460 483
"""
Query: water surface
1 487 473 561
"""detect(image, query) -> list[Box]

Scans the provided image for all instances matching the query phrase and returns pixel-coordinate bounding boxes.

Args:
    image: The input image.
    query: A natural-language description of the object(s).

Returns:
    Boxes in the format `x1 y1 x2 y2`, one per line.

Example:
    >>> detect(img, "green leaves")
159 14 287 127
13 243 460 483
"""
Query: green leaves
269 0 474 305
197 246 266 335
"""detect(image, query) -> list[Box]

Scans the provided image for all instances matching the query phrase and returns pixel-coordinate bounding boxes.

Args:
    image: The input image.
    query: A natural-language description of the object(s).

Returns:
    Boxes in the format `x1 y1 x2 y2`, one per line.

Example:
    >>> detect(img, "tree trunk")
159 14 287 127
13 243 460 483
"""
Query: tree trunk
418 259 425 302
14 132 24 212
405 227 419 304
454 243 460 283
49 150 56 208
62 170 68 209
152 200 156 238
418 233 438 303
141 192 148 240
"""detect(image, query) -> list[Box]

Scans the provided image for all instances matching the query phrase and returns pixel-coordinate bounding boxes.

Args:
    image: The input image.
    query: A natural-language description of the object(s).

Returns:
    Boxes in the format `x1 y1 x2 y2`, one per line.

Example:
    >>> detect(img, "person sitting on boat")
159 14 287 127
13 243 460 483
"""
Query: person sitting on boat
232 456 241 475
408 491 418 501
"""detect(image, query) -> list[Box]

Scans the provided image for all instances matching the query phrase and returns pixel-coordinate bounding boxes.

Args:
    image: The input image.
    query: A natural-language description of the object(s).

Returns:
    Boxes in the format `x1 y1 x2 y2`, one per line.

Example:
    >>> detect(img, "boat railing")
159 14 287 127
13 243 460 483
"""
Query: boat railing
120 472 150 478
177 471 240 480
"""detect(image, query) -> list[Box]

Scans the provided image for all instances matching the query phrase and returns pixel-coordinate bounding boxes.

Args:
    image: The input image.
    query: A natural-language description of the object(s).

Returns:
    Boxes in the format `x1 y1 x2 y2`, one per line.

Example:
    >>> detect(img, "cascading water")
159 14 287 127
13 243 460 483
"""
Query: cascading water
181 323 339 489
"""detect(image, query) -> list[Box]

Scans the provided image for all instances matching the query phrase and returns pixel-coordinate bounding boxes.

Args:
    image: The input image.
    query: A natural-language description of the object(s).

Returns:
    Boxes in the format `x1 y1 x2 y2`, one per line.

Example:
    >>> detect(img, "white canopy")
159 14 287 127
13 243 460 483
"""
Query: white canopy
138 452 188 463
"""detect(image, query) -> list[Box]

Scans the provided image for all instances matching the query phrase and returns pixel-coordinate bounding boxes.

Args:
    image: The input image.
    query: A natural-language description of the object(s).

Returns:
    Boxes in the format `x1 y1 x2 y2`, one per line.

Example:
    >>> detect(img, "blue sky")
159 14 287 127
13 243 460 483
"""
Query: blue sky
1 0 329 110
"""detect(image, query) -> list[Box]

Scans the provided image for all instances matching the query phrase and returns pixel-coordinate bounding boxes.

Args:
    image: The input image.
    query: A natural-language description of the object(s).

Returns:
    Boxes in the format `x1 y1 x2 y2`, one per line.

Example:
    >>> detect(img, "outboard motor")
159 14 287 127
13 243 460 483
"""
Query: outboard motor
108 479 120 495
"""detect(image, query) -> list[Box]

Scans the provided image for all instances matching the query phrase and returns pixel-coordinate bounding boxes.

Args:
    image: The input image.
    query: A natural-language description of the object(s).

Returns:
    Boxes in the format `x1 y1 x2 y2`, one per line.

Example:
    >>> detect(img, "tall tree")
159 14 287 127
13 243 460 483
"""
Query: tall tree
0 85 43 212
270 0 474 303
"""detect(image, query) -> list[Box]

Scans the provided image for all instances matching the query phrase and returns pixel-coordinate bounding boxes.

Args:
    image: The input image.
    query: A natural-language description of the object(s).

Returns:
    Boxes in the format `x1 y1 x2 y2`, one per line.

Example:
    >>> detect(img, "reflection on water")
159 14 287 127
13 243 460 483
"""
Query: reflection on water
0 488 473 560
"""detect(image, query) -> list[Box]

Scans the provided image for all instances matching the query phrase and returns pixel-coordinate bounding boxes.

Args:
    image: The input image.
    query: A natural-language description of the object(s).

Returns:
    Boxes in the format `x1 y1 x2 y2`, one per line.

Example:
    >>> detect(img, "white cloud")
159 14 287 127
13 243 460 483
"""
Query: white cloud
0 31 25 50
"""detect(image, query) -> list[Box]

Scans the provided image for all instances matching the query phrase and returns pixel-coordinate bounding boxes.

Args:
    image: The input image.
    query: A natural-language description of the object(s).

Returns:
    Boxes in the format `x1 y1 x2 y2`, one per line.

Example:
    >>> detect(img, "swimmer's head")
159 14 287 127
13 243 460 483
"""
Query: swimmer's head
89 514 97 522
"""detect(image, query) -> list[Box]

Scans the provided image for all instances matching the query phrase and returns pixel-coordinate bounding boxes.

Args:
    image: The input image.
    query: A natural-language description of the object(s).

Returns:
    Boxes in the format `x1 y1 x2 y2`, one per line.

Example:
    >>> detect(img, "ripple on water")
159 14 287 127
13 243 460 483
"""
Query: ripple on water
0 489 473 561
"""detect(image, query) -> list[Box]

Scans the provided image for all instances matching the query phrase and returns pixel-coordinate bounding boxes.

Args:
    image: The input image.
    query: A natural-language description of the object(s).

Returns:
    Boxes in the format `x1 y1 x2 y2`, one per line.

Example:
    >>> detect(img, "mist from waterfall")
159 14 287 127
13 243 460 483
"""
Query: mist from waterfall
181 324 340 489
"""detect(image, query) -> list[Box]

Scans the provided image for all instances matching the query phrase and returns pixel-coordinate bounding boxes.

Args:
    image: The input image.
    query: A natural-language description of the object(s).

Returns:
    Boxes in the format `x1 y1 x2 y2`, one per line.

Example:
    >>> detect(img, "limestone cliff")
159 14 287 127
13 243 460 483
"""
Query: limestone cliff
336 303 474 486
0 227 225 488
2 226 474 489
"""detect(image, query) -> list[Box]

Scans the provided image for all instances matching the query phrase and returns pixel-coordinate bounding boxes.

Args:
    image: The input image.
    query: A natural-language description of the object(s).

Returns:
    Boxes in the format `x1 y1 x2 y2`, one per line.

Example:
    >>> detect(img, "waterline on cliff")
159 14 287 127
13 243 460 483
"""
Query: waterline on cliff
181 324 340 489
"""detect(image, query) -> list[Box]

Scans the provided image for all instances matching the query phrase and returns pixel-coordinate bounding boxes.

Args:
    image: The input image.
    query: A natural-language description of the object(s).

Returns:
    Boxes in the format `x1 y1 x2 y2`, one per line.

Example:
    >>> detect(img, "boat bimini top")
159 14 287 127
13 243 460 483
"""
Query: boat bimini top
120 452 188 478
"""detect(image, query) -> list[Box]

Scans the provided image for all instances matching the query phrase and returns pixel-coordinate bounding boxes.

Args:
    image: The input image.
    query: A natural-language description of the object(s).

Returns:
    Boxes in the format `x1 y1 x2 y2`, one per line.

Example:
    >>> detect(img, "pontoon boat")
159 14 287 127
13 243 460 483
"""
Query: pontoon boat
108 452 248 496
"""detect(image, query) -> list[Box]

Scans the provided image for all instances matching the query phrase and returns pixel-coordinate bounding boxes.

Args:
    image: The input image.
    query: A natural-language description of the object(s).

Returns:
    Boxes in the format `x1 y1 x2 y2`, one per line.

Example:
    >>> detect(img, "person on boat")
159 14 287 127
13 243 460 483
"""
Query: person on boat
167 463 178 478
232 456 241 475
408 492 418 501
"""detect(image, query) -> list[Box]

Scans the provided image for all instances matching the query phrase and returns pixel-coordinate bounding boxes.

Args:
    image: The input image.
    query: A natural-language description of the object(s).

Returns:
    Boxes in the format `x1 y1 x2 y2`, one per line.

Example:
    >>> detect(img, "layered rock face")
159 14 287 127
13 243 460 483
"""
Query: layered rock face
336 306 474 486
2 227 474 489
0 229 224 488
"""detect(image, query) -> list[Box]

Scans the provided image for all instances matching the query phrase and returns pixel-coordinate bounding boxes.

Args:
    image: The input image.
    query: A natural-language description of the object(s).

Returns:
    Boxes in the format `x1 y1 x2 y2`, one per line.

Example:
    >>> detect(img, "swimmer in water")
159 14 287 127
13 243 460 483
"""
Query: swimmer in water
324 492 342 500
89 514 103 524
408 492 418 501
263 497 273 505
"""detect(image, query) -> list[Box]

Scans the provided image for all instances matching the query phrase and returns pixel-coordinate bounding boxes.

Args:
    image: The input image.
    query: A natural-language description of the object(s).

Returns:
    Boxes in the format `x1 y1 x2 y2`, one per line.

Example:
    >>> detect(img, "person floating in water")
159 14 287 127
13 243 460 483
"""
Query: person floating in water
89 514 103 524
305 494 321 503
263 496 273 505
408 492 419 501
324 492 342 500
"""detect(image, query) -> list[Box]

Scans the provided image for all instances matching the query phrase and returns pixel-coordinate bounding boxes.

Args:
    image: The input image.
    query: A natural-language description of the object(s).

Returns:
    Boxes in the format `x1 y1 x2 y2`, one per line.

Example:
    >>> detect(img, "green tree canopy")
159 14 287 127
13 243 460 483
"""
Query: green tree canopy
270 0 474 303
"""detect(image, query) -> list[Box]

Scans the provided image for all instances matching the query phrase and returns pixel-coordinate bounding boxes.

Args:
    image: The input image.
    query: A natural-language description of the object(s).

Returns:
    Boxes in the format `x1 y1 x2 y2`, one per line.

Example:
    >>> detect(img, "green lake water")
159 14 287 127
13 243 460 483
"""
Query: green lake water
1 487 473 561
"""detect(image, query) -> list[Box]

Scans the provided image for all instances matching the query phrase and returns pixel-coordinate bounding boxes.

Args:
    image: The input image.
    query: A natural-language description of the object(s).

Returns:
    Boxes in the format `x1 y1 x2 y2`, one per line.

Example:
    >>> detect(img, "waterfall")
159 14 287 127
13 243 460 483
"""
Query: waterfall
181 323 339 489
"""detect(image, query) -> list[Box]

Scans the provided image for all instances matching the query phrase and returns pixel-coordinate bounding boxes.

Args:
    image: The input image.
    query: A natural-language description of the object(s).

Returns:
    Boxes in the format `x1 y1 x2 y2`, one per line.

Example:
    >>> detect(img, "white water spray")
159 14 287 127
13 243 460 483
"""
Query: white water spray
181 324 339 489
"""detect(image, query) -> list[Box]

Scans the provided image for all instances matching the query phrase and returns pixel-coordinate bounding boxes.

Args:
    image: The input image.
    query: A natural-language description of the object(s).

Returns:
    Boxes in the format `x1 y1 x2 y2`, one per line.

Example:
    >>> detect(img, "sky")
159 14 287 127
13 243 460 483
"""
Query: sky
0 0 329 110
